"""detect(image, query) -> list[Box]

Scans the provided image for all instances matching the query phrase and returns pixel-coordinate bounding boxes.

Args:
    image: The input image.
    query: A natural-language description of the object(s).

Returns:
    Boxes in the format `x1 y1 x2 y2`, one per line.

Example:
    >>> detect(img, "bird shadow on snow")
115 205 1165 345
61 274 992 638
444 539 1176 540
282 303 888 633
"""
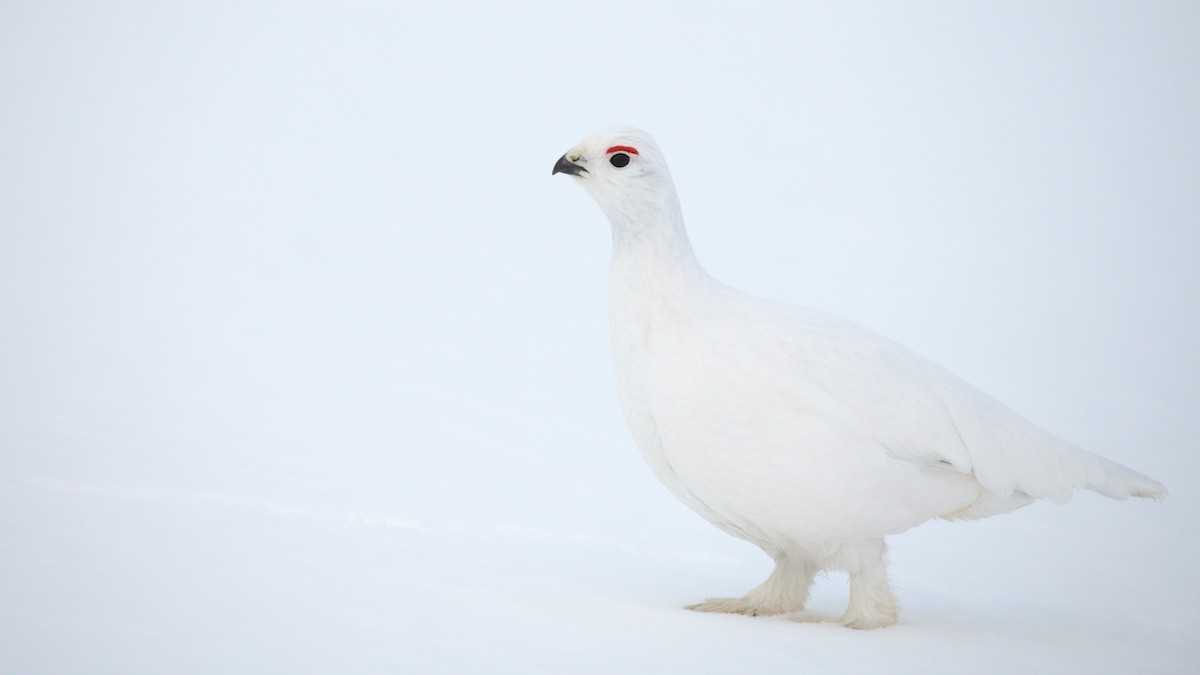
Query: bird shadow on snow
663 589 1167 672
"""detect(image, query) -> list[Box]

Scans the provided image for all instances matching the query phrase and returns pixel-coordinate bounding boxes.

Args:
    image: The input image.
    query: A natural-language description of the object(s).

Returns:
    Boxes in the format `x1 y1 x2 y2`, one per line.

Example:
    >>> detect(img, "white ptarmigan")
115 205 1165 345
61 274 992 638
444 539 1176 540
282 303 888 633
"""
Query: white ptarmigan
552 126 1166 629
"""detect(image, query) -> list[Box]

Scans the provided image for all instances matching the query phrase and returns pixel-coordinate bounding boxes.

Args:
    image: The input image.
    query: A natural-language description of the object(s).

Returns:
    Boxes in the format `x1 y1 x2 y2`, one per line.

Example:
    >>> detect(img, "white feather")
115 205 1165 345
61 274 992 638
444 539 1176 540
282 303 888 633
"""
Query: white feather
554 126 1166 628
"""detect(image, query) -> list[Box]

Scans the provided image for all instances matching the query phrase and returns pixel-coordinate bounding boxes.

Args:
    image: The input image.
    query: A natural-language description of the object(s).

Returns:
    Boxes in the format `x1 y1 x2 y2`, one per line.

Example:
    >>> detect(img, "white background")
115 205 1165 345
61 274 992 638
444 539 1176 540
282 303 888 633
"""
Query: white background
1 1 1197 672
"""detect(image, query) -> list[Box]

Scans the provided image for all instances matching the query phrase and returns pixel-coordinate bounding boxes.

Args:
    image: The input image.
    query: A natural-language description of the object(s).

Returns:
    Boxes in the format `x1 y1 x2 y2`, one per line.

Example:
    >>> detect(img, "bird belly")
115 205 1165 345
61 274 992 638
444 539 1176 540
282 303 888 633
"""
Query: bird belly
638 365 978 548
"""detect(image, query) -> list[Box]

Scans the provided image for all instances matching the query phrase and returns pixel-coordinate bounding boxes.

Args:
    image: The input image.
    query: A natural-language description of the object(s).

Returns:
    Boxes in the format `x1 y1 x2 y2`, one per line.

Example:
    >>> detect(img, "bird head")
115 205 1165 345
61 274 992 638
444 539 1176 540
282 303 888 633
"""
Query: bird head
552 127 680 227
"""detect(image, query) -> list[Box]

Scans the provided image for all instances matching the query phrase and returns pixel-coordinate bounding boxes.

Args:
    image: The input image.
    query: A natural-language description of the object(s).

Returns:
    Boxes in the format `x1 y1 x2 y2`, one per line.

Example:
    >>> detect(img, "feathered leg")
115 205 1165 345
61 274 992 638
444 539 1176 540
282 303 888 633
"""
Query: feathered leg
688 552 817 616
840 539 898 629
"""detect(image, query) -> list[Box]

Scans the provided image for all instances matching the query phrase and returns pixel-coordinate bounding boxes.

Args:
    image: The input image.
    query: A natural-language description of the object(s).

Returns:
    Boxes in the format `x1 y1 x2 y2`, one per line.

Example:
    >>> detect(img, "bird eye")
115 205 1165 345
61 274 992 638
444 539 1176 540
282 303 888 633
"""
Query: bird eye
609 153 631 168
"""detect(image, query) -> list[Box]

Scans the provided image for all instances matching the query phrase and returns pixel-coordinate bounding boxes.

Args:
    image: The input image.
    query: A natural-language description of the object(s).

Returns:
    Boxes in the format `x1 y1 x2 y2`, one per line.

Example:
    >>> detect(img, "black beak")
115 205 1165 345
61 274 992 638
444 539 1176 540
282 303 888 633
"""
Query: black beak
552 154 587 176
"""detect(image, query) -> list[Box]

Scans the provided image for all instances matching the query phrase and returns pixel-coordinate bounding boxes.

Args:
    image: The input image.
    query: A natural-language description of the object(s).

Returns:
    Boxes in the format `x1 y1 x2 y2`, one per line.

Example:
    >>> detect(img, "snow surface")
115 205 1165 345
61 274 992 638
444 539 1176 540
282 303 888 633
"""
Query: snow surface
1 2 1197 673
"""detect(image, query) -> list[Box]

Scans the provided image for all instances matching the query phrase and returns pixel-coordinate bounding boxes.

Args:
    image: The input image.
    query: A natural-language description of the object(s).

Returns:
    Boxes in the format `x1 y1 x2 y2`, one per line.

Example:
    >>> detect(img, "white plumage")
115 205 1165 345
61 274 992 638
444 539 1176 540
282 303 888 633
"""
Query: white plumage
552 126 1166 629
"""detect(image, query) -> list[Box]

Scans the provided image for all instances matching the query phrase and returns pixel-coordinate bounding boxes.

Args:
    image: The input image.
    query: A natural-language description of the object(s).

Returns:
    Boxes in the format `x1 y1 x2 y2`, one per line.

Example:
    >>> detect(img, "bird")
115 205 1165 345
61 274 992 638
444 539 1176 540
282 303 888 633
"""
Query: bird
551 126 1166 629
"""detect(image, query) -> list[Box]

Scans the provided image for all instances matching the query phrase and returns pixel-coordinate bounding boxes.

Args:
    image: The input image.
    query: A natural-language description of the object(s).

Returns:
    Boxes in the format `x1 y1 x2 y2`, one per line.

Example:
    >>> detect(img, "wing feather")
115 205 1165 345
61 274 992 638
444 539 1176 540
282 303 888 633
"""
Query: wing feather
759 302 1166 505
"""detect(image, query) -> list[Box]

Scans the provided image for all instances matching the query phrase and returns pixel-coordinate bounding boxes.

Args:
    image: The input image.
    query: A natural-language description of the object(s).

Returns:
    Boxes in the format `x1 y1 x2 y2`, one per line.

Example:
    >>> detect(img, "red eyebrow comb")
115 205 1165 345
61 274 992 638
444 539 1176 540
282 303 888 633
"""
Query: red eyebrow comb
606 145 639 155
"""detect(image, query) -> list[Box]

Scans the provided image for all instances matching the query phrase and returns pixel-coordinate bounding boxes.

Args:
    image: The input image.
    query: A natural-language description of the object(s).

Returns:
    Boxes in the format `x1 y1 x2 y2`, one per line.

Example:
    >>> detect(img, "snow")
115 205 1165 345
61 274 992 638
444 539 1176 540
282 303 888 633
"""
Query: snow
1 1 1197 672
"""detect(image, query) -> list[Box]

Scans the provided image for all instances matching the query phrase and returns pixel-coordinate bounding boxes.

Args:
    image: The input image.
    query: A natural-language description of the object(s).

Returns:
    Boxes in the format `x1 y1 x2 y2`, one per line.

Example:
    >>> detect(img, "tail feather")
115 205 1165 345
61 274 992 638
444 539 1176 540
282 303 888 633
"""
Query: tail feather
1090 455 1167 501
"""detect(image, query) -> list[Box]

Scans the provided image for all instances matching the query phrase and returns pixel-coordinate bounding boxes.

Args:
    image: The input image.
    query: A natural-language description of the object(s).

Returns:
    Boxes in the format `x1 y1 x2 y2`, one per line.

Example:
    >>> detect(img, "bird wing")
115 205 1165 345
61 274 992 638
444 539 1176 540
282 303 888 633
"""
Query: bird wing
752 301 1164 504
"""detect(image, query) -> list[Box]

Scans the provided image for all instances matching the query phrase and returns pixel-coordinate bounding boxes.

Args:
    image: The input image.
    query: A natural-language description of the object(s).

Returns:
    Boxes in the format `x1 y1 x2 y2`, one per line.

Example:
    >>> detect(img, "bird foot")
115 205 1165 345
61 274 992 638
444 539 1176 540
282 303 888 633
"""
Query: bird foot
839 609 898 630
686 596 791 617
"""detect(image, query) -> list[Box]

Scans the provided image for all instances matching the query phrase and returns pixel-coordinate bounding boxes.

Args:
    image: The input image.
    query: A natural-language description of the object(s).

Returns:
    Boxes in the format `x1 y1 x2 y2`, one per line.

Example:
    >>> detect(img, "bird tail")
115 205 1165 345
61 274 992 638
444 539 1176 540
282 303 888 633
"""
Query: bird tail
1089 455 1167 501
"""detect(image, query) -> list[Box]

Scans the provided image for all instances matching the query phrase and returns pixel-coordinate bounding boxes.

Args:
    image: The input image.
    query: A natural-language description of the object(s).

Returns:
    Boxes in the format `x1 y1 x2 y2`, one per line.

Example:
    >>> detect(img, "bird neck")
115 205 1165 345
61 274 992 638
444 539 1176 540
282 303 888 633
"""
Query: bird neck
606 189 703 278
